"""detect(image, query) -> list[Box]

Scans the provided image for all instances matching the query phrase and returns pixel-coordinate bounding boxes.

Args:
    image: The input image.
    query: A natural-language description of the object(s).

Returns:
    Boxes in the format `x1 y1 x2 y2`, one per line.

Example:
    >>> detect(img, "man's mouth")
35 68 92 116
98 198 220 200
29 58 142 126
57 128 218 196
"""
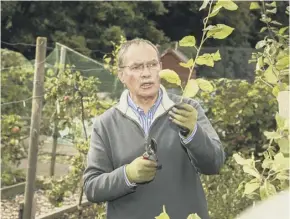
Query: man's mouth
141 82 154 89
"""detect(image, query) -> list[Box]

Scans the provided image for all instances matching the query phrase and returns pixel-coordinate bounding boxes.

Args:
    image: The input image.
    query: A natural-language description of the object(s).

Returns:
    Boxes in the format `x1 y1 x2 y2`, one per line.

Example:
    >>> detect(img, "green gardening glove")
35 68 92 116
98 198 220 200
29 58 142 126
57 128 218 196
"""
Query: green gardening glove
125 156 158 184
168 103 198 137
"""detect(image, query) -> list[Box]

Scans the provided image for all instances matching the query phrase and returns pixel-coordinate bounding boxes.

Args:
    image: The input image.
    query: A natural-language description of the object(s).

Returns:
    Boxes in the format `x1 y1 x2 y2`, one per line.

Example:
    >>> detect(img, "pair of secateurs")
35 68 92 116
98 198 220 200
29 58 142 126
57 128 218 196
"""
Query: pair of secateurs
143 138 162 170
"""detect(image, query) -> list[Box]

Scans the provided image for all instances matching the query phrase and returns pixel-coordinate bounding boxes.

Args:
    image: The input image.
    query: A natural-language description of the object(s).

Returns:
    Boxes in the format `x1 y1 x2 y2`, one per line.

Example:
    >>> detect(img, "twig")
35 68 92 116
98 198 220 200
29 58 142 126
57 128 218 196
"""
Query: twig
185 0 214 84
261 1 276 41
257 77 274 89
73 79 88 219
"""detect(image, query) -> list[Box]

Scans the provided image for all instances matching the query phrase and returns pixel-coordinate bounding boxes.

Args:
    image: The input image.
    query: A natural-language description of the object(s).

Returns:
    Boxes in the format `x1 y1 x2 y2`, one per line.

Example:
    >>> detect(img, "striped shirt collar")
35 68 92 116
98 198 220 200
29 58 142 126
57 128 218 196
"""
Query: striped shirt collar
127 88 163 115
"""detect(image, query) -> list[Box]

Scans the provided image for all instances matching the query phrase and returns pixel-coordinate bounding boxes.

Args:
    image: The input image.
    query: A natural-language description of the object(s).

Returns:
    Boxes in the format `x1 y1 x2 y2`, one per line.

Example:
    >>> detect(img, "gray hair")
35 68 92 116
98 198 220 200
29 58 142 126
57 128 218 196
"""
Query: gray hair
117 38 160 68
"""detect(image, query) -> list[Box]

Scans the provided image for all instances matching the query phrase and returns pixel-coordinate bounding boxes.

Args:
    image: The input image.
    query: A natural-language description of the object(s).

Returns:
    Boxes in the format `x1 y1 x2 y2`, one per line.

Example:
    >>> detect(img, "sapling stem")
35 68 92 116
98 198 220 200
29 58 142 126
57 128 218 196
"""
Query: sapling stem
180 0 214 101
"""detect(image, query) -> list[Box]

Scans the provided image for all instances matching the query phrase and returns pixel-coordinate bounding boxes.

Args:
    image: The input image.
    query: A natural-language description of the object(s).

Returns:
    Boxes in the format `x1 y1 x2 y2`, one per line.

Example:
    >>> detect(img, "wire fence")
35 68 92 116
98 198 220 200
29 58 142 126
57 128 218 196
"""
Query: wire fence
1 40 123 106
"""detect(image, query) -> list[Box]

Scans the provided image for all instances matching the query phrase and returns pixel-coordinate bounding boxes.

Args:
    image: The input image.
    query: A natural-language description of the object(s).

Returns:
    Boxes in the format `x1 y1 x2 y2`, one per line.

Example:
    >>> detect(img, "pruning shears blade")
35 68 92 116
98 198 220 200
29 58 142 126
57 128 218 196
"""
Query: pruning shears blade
143 138 162 170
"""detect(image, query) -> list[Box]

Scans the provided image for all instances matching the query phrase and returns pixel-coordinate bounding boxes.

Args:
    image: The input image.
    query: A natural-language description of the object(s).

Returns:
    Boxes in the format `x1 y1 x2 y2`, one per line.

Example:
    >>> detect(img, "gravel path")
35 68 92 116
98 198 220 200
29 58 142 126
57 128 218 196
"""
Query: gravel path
1 190 89 219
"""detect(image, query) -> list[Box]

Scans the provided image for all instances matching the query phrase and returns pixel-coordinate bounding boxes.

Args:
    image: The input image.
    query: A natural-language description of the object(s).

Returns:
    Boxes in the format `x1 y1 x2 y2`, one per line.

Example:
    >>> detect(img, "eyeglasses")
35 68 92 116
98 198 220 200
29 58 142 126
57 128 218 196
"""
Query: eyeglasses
120 61 161 73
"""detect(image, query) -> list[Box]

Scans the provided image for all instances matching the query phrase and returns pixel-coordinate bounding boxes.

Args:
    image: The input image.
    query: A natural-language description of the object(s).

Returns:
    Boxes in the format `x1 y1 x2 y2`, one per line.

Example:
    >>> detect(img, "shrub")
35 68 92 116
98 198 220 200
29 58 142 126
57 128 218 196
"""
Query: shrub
198 78 278 156
201 157 257 219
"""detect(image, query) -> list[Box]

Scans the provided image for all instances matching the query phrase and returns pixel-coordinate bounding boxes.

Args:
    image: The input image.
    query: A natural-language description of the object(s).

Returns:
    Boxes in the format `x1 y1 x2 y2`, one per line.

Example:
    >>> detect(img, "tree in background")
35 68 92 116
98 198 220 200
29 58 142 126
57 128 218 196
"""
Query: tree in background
1 1 169 60
2 1 289 62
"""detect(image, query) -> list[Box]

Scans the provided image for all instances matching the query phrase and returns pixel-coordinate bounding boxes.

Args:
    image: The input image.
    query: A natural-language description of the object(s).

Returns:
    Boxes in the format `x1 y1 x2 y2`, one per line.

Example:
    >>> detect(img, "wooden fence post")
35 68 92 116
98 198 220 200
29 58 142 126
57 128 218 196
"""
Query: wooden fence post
22 37 47 219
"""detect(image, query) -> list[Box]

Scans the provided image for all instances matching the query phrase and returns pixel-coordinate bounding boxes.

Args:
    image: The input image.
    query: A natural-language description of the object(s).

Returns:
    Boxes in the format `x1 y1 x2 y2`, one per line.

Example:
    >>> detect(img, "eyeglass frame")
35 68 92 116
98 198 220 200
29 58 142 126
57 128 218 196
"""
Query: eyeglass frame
119 60 162 73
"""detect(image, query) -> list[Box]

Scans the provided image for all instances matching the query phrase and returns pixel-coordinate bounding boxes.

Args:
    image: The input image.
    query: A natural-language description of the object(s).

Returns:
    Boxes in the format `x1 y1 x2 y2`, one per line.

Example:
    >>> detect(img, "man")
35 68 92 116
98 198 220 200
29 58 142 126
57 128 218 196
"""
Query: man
83 38 225 219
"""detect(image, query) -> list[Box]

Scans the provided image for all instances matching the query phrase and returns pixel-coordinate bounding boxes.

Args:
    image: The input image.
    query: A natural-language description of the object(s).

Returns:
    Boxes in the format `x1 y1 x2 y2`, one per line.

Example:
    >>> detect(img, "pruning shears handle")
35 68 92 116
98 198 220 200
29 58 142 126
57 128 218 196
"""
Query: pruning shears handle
143 138 162 170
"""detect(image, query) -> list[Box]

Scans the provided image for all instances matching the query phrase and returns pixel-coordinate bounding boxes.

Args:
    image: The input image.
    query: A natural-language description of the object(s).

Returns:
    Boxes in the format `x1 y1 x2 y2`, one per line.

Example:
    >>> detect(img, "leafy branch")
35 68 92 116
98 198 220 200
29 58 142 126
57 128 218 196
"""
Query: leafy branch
234 0 289 202
159 0 237 100
155 0 238 218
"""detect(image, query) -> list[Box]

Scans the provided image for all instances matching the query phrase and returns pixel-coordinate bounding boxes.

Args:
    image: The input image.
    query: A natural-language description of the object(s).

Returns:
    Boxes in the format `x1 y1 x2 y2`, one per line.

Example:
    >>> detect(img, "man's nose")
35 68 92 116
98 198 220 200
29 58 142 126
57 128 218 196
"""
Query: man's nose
141 65 151 77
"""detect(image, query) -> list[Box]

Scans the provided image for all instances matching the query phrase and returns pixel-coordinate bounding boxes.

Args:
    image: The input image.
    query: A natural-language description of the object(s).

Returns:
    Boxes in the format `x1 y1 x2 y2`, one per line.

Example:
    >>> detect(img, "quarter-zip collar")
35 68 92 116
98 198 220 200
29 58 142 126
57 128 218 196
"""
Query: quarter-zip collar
115 84 175 124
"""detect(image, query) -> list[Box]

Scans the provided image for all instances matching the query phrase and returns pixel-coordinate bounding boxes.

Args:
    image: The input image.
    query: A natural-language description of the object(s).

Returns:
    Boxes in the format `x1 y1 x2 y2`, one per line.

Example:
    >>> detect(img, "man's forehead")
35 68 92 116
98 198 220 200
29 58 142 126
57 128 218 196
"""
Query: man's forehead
122 43 159 65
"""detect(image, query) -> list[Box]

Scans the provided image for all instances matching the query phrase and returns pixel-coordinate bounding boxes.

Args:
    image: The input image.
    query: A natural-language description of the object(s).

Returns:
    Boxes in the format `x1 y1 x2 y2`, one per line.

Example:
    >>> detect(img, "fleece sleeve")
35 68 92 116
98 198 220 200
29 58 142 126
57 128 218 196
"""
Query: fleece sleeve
181 102 225 175
83 119 136 203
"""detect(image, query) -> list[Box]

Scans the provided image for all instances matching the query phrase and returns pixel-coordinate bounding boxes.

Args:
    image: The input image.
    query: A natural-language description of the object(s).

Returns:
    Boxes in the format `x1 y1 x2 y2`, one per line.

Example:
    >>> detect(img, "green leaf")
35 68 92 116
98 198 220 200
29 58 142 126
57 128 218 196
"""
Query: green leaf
276 172 289 180
256 56 264 71
183 79 199 98
279 26 289 35
276 56 289 70
159 69 181 86
212 50 221 61
263 57 271 65
264 65 278 84
103 64 110 70
155 205 170 219
235 181 246 194
264 131 282 139
203 25 217 31
209 5 222 18
104 57 111 63
180 59 194 68
260 15 272 23
273 153 289 171
260 181 276 200
244 182 260 195
270 21 282 26
266 1 276 7
187 213 201 219
250 2 260 10
243 165 261 179
255 40 266 49
216 0 238 11
278 138 289 154
266 8 277 14
196 54 214 67
196 79 214 92
272 83 288 97
262 158 273 169
199 0 210 11
260 27 267 33
179 36 196 47
206 24 234 39
233 153 252 166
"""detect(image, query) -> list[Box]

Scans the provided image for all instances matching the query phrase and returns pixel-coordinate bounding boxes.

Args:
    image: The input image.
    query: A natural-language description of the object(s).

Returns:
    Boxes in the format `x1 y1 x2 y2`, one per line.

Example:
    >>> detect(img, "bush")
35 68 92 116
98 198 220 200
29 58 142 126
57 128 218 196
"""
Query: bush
198 78 278 156
201 157 255 219
1 114 29 186
197 78 278 219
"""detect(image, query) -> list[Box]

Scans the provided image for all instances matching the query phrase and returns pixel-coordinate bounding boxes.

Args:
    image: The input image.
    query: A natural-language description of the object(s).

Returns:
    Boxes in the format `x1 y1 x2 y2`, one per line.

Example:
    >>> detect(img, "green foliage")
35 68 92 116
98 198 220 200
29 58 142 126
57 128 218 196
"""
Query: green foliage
103 35 127 76
201 157 255 219
198 78 278 155
233 0 289 203
42 65 113 206
44 64 107 123
1 114 29 186
1 164 26 187
0 49 36 186
156 0 238 218
1 1 169 60
1 114 28 165
1 49 34 116
160 0 237 101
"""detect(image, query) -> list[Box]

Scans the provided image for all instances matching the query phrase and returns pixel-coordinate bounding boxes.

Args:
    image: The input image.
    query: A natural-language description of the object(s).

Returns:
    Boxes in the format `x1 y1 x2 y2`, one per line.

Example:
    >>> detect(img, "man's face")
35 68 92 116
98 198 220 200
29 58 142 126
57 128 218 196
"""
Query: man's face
118 43 161 99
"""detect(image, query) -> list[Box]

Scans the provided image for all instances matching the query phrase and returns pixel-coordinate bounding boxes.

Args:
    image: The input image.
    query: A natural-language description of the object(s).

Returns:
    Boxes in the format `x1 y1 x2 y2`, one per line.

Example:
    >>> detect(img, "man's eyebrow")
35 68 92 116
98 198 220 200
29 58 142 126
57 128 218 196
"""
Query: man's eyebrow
129 59 158 66
131 62 143 66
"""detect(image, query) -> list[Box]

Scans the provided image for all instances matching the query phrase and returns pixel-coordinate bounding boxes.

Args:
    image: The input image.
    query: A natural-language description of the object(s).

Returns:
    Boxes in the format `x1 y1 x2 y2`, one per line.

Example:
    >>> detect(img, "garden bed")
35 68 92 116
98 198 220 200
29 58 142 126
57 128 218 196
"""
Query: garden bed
1 189 101 219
